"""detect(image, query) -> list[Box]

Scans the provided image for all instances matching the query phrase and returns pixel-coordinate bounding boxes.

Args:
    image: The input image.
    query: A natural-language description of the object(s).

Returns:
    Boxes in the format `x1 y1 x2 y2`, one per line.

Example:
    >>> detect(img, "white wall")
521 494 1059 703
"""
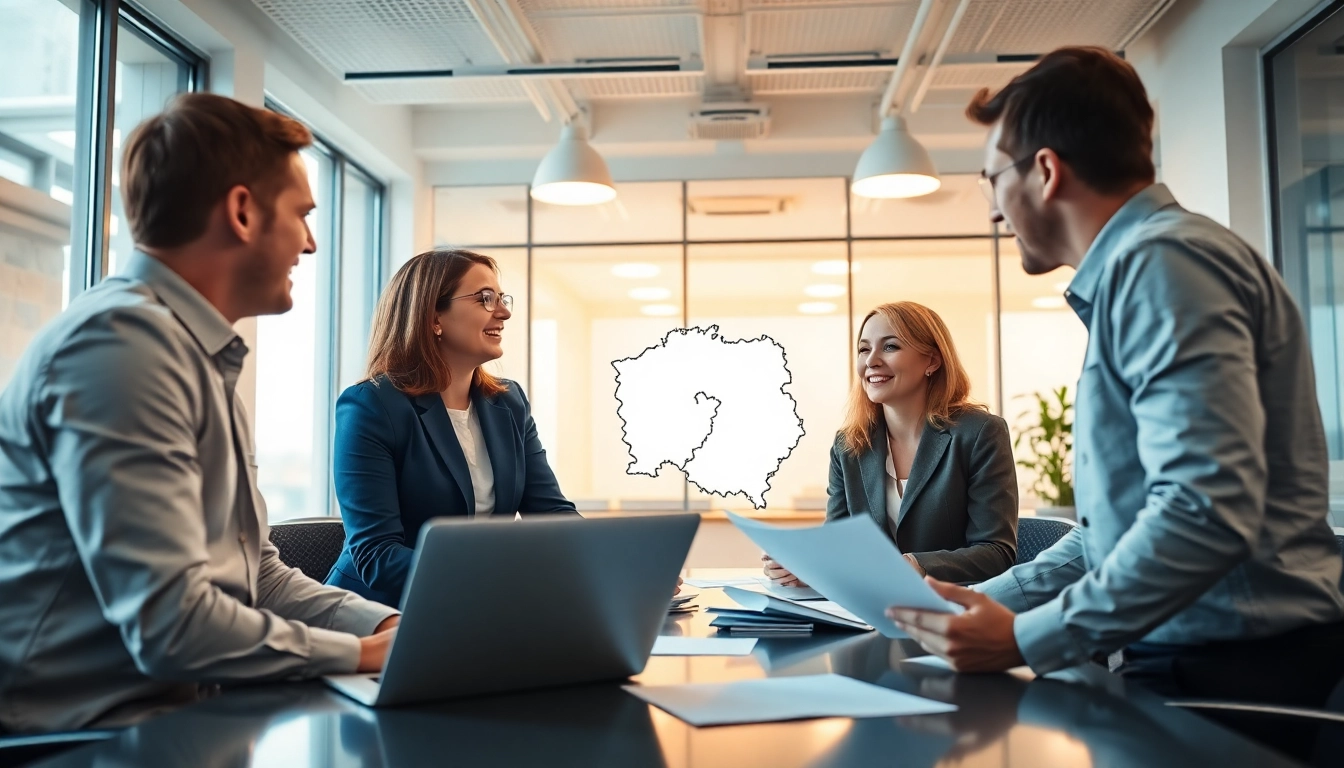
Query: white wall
1128 0 1324 255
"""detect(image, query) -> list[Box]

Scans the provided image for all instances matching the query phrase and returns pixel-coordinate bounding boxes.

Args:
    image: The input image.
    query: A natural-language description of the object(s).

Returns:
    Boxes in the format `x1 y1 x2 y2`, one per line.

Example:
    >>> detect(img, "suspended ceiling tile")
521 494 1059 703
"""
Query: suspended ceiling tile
519 0 702 11
748 69 888 95
566 75 704 99
250 0 506 75
746 3 919 57
947 0 1170 56
529 13 702 60
352 79 533 105
930 62 1033 90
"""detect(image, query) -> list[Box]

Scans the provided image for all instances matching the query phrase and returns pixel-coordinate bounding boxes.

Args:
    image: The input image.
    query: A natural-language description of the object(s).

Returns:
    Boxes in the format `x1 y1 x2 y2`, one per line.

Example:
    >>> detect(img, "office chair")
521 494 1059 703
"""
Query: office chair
267 517 347 582
0 729 117 767
1015 517 1077 566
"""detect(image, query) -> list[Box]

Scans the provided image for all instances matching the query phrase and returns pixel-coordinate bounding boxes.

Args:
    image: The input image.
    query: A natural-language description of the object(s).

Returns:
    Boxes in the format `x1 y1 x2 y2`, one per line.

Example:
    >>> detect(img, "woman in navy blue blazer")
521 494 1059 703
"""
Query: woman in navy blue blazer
325 249 577 606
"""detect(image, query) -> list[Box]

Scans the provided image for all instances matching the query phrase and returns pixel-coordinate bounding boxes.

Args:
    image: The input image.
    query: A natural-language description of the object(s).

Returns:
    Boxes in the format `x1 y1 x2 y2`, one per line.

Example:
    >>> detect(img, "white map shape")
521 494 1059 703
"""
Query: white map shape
612 326 805 508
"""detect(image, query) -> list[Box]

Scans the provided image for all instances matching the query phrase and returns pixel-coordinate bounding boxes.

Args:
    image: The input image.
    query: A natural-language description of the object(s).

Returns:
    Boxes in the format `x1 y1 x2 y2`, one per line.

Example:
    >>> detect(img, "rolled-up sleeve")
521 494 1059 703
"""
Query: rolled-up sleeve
42 308 365 680
1012 244 1268 673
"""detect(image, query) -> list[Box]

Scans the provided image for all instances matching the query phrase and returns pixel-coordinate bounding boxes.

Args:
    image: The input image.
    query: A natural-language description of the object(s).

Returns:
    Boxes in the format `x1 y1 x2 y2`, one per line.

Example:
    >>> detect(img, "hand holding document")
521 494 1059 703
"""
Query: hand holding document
726 511 962 639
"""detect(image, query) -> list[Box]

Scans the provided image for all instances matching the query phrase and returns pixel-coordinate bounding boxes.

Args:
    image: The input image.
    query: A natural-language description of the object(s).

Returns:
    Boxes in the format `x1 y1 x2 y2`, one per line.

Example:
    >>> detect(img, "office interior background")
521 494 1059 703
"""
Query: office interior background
2 0 1342 529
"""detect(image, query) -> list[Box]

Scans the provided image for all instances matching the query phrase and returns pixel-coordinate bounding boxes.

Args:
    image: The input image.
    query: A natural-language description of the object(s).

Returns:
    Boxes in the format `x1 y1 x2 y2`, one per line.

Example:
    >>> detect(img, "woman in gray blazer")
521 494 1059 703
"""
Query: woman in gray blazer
766 301 1018 584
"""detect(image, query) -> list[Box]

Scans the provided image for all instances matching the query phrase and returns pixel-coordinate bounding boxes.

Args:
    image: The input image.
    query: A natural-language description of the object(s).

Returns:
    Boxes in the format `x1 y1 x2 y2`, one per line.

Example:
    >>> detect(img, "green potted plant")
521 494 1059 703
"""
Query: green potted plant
1012 386 1075 518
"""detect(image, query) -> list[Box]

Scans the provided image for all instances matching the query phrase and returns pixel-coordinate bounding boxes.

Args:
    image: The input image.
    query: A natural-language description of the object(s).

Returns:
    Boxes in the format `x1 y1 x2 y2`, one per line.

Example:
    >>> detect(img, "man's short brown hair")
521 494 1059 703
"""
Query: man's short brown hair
966 46 1155 195
121 93 313 249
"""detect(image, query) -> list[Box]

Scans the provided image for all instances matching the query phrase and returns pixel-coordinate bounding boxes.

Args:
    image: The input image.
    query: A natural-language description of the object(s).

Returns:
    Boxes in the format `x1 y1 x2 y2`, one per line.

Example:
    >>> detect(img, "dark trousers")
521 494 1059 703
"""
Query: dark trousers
1117 620 1344 764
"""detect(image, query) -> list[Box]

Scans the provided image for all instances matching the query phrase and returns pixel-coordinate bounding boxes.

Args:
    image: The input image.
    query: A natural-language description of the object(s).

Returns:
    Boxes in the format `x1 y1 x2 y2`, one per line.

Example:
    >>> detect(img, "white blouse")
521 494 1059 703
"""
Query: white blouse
883 444 908 539
445 404 495 517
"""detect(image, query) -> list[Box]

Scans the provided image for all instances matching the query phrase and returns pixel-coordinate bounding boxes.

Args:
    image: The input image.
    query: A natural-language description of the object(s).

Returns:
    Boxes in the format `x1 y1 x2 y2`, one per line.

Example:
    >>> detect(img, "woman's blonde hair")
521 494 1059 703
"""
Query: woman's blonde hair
364 249 508 399
838 301 984 454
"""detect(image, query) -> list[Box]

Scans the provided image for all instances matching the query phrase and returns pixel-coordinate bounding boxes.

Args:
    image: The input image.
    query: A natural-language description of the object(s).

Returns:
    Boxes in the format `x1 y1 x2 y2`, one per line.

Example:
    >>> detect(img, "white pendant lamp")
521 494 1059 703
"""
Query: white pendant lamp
530 122 616 206
851 115 941 199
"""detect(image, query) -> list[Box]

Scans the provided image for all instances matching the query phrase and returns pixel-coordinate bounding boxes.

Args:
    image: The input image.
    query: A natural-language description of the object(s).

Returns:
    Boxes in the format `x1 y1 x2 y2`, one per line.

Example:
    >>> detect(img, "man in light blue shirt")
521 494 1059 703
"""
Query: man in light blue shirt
0 94 398 732
887 47 1344 712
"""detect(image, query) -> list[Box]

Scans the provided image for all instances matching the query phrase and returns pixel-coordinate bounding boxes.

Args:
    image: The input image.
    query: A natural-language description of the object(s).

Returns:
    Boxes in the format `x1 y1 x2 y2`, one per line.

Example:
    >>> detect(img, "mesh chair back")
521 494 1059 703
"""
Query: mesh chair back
1016 517 1077 566
267 518 347 583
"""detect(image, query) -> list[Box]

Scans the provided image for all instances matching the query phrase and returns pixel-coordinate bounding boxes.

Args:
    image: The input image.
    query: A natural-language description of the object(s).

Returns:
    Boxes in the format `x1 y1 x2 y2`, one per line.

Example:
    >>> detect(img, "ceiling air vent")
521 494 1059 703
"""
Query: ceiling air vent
688 103 771 140
687 196 792 216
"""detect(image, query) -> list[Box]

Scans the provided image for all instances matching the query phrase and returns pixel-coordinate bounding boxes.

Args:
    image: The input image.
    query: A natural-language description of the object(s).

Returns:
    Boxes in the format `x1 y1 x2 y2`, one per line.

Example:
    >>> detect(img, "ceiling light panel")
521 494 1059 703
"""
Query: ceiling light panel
946 0 1172 56
251 0 504 76
746 1 918 57
352 79 533 105
748 70 888 95
565 75 704 100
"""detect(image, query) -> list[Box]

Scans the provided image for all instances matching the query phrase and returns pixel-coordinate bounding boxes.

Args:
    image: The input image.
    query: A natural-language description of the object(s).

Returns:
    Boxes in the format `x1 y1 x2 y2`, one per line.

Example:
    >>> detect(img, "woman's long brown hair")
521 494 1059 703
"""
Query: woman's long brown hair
838 301 984 455
364 249 508 398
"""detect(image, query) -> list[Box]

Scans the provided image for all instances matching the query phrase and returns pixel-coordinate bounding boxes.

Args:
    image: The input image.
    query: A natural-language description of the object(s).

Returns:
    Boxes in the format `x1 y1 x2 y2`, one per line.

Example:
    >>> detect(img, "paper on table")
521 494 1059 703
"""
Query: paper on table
725 511 962 638
683 577 759 589
737 578 825 601
651 636 758 656
722 587 870 630
623 673 957 727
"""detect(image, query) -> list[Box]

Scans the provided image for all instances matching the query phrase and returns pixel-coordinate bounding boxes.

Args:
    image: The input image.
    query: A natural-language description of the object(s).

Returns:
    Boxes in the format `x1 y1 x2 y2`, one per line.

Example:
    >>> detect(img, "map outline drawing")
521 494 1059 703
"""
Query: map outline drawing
611 326 805 509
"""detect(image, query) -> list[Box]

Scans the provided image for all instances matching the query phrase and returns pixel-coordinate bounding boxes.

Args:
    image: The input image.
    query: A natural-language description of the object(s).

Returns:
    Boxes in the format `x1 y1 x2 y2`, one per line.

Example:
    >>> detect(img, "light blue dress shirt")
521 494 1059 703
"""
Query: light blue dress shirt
0 252 397 731
978 184 1344 674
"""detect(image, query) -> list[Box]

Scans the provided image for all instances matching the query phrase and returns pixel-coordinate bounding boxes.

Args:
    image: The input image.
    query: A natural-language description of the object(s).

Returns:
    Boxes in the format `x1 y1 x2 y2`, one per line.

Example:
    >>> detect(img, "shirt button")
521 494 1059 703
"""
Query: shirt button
238 533 247 544
1064 290 1072 298
1079 517 1089 528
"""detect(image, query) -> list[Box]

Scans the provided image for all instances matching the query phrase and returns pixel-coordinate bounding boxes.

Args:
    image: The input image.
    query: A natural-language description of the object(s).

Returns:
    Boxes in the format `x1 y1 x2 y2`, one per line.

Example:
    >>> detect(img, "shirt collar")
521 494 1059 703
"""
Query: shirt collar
124 251 242 357
1066 183 1178 314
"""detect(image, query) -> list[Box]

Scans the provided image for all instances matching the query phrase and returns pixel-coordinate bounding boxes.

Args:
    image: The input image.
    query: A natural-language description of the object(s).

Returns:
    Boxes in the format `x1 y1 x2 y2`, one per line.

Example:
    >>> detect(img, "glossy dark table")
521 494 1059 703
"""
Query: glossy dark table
33 584 1309 767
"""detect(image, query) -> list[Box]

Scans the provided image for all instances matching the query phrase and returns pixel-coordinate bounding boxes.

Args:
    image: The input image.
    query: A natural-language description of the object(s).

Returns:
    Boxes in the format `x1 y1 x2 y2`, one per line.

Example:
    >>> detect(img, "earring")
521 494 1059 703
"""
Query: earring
925 370 932 377
435 329 442 338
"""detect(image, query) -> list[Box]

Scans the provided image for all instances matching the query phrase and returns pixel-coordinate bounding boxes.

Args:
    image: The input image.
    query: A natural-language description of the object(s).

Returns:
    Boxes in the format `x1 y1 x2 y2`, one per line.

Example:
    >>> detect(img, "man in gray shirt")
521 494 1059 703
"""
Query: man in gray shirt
886 48 1344 718
0 94 398 732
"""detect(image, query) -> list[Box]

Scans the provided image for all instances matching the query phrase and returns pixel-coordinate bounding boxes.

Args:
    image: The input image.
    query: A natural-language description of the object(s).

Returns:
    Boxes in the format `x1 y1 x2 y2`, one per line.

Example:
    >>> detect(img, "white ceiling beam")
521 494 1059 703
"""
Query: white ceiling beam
491 0 583 123
907 0 972 113
461 0 553 121
877 0 940 117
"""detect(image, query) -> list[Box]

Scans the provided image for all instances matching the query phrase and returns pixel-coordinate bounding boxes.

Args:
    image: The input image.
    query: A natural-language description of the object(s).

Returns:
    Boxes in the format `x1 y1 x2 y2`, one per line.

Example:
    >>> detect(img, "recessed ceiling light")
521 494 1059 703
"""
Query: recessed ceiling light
804 284 846 298
612 263 660 279
1031 296 1068 309
641 304 679 317
812 260 859 276
629 286 672 301
1053 280 1071 292
798 302 838 315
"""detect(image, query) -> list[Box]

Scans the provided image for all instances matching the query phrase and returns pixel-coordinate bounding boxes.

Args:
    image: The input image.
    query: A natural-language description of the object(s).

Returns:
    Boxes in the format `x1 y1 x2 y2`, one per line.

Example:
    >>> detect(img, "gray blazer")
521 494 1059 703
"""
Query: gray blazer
826 408 1018 583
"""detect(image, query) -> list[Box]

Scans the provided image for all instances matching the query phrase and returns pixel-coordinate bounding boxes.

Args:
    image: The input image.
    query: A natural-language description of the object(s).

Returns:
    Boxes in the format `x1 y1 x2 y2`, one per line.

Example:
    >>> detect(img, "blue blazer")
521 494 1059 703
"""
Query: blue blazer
325 376 576 605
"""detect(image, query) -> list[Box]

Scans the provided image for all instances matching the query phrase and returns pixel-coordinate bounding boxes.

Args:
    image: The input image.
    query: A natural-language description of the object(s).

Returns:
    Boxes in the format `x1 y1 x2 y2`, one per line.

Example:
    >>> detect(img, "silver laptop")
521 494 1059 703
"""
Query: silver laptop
324 513 699 707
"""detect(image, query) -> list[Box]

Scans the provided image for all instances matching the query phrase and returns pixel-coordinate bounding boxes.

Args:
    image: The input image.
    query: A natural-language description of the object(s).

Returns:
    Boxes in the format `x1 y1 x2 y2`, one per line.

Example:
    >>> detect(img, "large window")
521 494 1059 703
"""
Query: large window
433 177 1087 513
254 107 386 521
0 0 200 390
1268 1 1344 523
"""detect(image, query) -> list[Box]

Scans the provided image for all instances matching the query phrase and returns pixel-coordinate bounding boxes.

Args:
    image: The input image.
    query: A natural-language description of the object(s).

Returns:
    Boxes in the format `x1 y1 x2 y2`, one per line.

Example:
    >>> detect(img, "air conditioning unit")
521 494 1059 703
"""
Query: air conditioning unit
688 102 771 140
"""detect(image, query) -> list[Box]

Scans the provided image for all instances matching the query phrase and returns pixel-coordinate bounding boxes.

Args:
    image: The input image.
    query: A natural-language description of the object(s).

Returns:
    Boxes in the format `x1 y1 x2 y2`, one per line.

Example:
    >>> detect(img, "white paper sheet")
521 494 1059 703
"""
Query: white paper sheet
722 587 871 630
623 673 957 726
651 636 758 656
725 511 962 638
683 577 760 589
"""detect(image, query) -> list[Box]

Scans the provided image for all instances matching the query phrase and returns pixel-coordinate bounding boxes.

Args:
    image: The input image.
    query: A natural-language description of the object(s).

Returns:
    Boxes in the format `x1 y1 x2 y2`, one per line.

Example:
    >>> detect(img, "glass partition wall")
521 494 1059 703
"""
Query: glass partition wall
433 176 1085 514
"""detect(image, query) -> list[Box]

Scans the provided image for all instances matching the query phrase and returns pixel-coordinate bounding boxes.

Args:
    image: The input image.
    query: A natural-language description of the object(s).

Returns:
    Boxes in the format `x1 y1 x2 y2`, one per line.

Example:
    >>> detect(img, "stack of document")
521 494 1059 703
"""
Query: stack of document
669 591 699 615
708 586 871 636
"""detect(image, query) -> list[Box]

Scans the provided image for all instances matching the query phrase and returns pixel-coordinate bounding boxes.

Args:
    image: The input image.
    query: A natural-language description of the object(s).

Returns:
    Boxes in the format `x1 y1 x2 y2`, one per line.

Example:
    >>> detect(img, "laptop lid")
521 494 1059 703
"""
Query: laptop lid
374 513 699 706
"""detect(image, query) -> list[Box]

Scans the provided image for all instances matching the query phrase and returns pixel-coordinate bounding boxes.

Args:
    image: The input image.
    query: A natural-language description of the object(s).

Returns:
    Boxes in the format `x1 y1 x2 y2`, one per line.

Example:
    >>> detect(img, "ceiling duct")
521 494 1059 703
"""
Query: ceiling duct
688 102 771 140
